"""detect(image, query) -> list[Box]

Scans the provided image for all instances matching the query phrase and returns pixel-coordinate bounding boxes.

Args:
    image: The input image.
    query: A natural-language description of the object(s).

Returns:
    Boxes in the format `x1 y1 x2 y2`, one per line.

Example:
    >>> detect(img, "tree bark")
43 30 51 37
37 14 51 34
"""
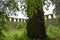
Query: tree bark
27 6 47 40
56 3 60 15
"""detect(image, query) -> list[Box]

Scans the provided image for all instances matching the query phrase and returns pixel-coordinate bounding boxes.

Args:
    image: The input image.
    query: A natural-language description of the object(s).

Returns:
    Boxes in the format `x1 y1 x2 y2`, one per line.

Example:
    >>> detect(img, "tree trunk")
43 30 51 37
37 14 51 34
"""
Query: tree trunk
56 3 60 15
27 6 47 40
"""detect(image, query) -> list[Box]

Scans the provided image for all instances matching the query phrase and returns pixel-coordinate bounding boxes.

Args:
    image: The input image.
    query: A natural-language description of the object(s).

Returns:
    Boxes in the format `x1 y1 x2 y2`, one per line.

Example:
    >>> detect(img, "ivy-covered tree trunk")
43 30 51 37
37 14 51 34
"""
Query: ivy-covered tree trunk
26 0 47 40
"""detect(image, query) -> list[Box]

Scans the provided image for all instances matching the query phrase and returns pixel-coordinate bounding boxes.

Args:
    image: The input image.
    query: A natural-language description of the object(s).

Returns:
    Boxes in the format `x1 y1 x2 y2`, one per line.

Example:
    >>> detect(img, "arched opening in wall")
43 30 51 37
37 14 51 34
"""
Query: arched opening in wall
11 18 14 22
22 19 25 23
16 18 18 22
19 19 21 22
51 14 53 19
23 19 26 23
46 15 49 20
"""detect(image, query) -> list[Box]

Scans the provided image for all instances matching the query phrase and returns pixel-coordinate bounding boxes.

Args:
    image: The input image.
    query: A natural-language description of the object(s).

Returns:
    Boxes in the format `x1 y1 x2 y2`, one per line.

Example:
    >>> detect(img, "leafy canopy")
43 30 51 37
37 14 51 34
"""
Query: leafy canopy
26 0 43 18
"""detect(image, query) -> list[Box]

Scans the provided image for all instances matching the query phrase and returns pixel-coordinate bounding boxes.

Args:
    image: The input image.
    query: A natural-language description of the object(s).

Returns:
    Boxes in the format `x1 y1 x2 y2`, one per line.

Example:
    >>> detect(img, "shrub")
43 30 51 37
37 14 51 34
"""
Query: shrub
3 22 28 40
16 23 26 30
46 25 60 39
14 32 28 40
3 29 28 40
56 16 60 27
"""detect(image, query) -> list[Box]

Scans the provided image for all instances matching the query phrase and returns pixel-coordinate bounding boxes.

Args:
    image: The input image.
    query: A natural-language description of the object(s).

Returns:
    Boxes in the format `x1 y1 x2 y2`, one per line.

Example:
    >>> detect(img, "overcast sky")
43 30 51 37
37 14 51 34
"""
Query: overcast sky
43 0 55 15
10 0 56 19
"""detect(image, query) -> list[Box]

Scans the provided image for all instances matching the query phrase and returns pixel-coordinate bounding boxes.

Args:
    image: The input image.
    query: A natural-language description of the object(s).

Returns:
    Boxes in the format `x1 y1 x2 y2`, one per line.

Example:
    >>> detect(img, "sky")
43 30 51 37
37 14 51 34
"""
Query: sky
10 0 56 19
43 0 55 15
9 0 27 19
43 0 56 19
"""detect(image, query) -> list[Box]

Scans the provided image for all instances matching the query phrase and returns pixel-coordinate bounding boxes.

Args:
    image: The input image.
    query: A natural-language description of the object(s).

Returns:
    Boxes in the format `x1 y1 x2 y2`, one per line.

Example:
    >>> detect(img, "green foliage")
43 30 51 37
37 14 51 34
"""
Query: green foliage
14 32 28 40
3 29 28 40
56 16 60 25
46 25 60 39
56 16 60 27
16 23 26 30
0 11 8 40
0 0 19 40
26 0 43 18
2 23 28 40
26 0 46 39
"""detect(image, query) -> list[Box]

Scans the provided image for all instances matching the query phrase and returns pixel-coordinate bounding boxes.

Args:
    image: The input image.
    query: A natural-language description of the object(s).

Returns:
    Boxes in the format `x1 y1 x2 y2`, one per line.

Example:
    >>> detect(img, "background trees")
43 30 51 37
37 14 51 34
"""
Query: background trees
0 0 19 40
26 0 47 40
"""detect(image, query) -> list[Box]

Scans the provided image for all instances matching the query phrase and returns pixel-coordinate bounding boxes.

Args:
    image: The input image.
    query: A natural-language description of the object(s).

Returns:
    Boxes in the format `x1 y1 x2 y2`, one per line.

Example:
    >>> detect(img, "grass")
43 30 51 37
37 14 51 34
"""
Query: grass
3 27 27 40
3 22 60 40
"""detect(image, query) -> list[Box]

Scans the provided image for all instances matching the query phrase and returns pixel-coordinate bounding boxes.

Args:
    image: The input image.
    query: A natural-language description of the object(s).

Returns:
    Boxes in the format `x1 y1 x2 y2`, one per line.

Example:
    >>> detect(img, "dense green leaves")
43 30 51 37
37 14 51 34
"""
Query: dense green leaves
0 11 7 40
26 0 43 18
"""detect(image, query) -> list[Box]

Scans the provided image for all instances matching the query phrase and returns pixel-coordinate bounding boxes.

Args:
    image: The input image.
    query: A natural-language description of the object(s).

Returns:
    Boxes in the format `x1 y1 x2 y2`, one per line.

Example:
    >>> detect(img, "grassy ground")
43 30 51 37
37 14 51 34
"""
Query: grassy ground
3 22 60 40
3 29 27 40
